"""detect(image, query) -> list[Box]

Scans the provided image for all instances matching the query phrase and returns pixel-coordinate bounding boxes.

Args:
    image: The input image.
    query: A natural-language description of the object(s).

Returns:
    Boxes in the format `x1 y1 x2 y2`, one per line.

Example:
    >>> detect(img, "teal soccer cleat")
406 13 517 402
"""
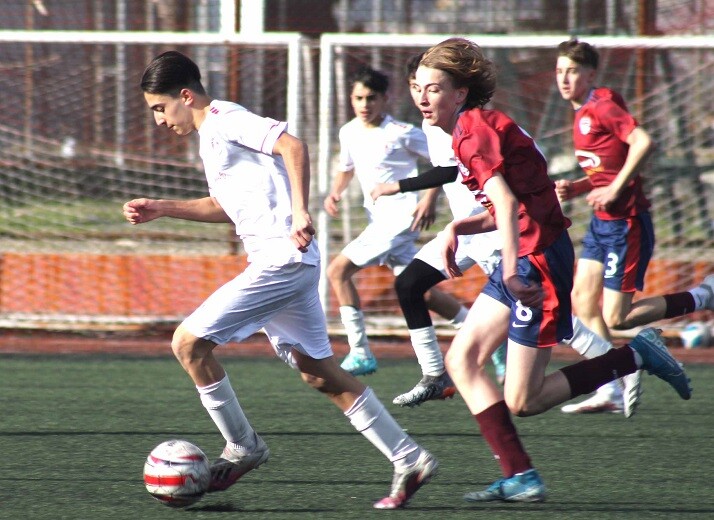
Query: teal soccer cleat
629 327 692 400
340 351 378 376
464 469 546 503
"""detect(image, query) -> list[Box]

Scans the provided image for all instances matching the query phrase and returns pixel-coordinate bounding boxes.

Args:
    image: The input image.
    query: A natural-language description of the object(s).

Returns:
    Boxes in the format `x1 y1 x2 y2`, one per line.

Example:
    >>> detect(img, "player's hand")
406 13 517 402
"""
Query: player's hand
291 210 316 253
323 193 341 217
554 179 572 202
586 185 617 212
411 194 437 231
123 198 161 225
504 275 543 308
370 182 399 201
441 223 462 279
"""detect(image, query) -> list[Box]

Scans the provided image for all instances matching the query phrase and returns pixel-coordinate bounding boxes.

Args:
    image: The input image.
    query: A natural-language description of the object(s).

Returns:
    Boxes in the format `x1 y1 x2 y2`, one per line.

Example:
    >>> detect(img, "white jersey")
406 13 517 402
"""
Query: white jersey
422 122 481 221
338 114 430 224
198 100 319 267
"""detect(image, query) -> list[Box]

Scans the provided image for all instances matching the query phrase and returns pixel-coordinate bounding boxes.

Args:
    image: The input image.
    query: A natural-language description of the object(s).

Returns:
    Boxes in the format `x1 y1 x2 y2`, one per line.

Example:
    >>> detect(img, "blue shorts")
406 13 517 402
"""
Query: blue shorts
580 213 654 293
481 231 574 348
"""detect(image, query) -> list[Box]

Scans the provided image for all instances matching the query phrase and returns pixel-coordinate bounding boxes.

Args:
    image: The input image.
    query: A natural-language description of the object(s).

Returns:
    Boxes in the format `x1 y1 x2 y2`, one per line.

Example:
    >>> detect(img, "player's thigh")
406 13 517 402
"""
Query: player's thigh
572 258 605 306
601 287 635 326
326 253 362 281
341 221 418 269
263 264 334 364
448 293 509 370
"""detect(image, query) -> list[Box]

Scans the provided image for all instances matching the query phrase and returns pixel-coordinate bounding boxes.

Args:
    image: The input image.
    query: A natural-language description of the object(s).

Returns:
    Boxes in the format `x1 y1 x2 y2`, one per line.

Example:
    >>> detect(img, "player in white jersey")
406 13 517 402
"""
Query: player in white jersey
324 66 464 377
123 51 437 510
372 53 640 411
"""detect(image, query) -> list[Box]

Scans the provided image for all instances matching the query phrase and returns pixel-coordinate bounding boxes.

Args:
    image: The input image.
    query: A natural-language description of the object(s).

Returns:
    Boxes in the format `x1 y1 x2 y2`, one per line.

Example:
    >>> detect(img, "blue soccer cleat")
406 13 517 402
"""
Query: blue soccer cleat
464 469 546 503
340 351 378 376
629 327 692 400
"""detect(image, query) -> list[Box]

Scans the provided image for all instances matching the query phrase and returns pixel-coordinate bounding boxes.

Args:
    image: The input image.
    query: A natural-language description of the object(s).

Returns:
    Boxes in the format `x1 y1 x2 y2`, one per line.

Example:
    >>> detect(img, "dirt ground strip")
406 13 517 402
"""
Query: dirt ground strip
0 329 712 365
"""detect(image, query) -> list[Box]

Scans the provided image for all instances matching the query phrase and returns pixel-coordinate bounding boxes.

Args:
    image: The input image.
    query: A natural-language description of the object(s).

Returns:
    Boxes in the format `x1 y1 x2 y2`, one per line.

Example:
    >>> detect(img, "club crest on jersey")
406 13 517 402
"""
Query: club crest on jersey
574 149 601 170
578 117 592 135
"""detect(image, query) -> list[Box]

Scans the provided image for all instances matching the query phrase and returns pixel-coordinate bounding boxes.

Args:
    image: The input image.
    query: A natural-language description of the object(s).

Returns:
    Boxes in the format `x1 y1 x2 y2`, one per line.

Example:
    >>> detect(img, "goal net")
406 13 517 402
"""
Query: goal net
0 31 712 336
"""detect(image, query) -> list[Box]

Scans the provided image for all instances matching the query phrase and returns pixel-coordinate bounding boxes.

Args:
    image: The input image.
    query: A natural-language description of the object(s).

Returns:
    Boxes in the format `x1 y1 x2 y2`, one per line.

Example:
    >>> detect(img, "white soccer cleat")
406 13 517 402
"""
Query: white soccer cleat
620 370 642 418
561 392 624 414
373 450 438 509
696 274 714 311
208 433 270 492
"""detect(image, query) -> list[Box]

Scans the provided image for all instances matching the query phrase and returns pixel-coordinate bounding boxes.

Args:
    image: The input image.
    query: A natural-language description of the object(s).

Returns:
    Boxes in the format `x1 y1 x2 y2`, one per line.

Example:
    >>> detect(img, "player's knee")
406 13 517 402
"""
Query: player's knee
604 312 627 330
171 328 205 365
504 395 538 417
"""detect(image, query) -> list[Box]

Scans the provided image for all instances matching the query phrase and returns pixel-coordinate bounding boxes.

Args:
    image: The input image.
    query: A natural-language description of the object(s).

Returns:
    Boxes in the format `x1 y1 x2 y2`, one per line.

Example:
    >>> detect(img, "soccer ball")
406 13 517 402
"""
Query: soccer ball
143 439 211 508
679 322 712 349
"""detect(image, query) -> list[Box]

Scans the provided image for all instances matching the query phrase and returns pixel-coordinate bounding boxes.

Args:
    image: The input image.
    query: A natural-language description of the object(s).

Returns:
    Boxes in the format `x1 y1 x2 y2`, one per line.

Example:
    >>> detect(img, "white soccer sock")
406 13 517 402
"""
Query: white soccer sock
197 374 255 450
345 387 419 471
689 285 711 310
564 316 613 358
409 326 445 376
449 306 469 330
340 306 372 357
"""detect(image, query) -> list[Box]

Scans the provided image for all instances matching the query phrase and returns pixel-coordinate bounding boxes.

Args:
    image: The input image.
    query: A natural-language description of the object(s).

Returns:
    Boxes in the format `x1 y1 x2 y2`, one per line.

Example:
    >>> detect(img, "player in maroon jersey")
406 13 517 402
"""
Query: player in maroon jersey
412 37 691 503
554 38 713 415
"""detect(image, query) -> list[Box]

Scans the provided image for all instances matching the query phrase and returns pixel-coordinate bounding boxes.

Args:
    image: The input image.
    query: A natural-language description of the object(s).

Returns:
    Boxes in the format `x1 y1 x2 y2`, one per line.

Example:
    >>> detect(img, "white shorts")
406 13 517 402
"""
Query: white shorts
340 221 419 274
414 230 502 276
181 262 333 367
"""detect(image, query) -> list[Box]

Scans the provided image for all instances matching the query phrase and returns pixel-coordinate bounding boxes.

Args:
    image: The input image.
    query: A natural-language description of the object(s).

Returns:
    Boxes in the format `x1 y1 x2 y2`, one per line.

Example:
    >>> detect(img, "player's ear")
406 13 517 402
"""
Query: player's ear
455 86 468 105
179 88 194 106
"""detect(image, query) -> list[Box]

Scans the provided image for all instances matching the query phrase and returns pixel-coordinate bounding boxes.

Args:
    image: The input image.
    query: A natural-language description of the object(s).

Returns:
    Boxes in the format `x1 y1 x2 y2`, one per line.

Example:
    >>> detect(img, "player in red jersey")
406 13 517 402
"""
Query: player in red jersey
555 38 714 415
412 37 691 503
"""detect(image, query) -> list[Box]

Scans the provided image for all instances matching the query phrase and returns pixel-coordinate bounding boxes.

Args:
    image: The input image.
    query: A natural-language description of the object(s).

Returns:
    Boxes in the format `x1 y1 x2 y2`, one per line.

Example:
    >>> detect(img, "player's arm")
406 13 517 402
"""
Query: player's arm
483 174 542 308
411 186 441 231
272 132 315 252
371 165 457 200
586 126 655 210
440 206 497 279
324 169 355 217
123 196 231 225
554 176 593 202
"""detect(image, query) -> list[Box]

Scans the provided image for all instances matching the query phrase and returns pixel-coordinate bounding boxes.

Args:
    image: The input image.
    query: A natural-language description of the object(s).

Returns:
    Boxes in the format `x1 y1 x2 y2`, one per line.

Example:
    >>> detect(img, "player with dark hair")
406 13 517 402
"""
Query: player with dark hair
555 38 714 414
324 65 460 377
124 50 437 510
412 37 691 502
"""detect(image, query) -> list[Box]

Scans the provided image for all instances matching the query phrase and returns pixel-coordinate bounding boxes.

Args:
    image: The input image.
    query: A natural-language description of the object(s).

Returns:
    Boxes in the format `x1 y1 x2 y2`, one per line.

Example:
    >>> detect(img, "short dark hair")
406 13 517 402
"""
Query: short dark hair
141 50 206 96
557 38 599 69
349 66 389 94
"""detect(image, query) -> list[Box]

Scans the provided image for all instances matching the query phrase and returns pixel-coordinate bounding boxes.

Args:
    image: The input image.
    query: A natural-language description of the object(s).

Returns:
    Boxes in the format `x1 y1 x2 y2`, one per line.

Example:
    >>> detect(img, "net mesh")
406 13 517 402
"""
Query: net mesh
0 30 712 333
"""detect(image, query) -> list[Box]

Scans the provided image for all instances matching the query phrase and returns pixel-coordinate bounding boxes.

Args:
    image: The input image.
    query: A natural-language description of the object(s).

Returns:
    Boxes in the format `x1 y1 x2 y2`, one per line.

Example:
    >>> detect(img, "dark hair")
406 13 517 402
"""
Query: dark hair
557 38 599 69
141 50 207 96
405 52 424 82
420 38 496 109
349 66 389 94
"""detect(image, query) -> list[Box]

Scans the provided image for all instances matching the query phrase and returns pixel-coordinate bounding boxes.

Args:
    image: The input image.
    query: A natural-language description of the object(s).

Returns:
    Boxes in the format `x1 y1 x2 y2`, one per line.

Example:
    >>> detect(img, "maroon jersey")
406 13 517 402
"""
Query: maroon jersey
452 108 570 257
573 87 651 220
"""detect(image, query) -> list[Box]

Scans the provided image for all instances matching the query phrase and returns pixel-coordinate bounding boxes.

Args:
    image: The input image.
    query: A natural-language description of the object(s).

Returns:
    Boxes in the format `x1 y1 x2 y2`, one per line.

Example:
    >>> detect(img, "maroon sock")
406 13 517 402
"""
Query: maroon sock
663 292 696 318
474 401 532 477
560 346 638 397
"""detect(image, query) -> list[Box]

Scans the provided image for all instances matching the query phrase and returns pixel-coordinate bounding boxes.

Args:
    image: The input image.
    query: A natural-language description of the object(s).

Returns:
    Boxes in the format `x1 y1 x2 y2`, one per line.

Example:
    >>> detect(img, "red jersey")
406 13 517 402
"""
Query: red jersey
452 108 570 256
573 87 650 220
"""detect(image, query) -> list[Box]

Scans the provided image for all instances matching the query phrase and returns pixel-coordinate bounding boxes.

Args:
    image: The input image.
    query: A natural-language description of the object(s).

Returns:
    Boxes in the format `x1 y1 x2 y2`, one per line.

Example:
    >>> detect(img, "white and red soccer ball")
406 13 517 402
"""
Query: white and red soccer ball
679 321 712 349
143 439 211 508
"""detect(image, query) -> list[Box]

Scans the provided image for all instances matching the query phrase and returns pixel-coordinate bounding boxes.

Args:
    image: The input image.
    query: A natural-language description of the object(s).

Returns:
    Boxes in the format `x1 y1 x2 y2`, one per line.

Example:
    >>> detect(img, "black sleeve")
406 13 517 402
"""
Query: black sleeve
398 166 458 192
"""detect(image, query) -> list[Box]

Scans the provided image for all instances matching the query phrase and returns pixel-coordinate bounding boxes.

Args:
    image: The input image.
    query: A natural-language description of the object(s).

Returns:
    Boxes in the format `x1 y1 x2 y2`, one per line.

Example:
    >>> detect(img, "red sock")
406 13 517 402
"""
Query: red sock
560 346 638 397
474 401 532 477
663 292 696 318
